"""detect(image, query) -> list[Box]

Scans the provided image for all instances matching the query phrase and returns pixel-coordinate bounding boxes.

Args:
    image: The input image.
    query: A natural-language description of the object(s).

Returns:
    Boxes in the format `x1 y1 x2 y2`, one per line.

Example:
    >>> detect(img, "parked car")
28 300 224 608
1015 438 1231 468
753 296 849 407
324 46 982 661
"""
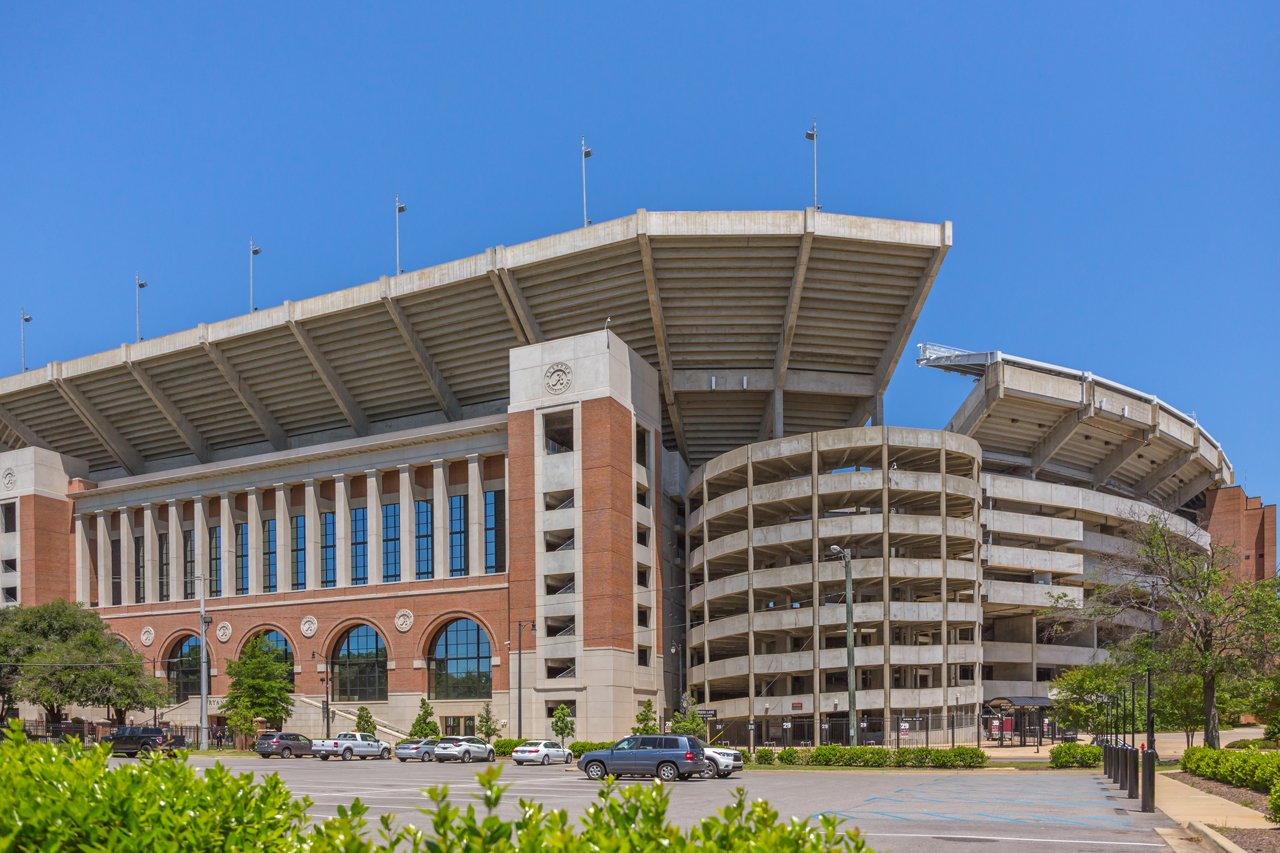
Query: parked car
255 732 313 759
110 726 183 757
312 731 392 761
394 738 440 762
433 736 495 763
693 738 742 778
577 735 707 782
510 740 573 766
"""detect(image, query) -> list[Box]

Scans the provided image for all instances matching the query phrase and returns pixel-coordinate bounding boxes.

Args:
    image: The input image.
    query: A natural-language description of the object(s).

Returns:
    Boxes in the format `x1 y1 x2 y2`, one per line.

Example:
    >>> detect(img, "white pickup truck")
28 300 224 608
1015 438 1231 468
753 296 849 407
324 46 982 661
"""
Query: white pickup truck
313 731 392 761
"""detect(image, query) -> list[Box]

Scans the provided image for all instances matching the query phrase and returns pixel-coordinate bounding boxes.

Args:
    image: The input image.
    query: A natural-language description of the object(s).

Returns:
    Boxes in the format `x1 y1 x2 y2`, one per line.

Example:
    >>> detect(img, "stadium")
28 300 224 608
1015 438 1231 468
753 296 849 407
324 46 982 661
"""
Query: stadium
0 208 1270 744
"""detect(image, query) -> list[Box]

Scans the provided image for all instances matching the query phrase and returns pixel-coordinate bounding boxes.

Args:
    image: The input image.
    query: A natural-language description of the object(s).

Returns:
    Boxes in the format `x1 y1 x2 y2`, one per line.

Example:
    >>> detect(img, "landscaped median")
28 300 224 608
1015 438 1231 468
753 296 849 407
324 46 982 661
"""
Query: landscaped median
1180 745 1280 822
748 745 988 768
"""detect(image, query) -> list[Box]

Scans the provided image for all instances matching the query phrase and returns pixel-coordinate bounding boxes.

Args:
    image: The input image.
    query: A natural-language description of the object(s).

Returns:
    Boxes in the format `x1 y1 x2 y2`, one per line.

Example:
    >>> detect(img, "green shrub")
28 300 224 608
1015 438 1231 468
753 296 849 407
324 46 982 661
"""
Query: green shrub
947 746 989 768
892 747 932 768
740 749 755 764
777 747 799 765
834 747 891 767
756 747 776 765
1270 779 1280 823
811 745 840 766
1227 738 1275 750
930 749 959 769
569 740 617 757
1182 746 1280 793
1049 742 1102 768
493 738 520 757
354 706 376 735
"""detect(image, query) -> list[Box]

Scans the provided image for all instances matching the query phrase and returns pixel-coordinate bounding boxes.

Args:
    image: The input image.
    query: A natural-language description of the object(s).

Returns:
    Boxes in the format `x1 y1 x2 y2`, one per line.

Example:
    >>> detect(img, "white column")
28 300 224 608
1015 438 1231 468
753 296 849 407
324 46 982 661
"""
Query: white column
335 475 351 588
144 504 160 603
304 479 319 590
167 500 183 602
75 514 92 604
366 470 383 585
194 497 208 599
467 454 482 575
120 508 137 605
220 492 235 596
432 460 447 578
398 465 414 581
275 484 292 590
95 511 109 607
247 488 263 595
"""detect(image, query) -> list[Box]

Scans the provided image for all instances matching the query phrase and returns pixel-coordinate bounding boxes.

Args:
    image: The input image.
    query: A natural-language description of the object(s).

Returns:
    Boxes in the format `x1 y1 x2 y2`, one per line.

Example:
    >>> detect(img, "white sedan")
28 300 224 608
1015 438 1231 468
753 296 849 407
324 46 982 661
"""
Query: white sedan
432 735 496 763
510 740 573 765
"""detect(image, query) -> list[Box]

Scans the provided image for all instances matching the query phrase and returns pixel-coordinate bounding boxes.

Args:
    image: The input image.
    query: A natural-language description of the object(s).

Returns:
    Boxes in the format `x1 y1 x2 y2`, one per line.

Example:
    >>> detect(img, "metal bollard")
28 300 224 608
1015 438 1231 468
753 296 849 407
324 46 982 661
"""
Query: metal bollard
1118 744 1127 788
1141 748 1155 812
1128 747 1139 799
1103 740 1111 777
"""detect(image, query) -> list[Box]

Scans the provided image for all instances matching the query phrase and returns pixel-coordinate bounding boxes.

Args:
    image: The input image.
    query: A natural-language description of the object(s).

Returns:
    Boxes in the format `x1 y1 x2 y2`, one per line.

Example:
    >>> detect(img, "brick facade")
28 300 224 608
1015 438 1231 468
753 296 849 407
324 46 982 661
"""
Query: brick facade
580 397 635 651
18 494 74 605
1203 485 1277 582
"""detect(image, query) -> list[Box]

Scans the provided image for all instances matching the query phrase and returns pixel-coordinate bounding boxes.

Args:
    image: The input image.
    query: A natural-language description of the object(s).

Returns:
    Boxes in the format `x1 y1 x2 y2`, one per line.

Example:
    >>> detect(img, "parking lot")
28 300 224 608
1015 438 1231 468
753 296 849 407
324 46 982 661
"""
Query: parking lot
130 754 1182 853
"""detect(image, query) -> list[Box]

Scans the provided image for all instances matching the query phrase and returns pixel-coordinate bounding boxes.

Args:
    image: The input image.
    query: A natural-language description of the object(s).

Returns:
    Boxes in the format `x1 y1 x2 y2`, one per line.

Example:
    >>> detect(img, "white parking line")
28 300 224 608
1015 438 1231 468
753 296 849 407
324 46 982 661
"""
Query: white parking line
861 833 1165 847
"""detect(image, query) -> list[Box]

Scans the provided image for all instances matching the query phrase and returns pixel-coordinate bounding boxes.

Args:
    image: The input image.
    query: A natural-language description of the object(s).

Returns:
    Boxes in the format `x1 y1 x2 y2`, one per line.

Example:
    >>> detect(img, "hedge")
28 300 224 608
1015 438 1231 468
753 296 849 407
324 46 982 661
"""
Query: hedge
1227 738 1277 751
0 722 874 852
1181 746 1280 794
756 748 776 765
493 739 520 757
569 740 617 757
754 746 986 769
1049 743 1102 768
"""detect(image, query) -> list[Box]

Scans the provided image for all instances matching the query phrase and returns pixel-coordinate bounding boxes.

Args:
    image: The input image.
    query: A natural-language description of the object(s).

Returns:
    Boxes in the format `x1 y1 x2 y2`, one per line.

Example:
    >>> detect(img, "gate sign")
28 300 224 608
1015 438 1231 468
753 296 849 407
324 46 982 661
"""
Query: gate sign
696 709 718 719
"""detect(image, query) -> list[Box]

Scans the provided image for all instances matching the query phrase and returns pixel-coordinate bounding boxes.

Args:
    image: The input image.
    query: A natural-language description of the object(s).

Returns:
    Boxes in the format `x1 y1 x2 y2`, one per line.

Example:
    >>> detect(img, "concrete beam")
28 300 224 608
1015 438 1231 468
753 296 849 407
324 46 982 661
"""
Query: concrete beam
123 352 211 464
1091 429 1154 489
637 209 689 465
0 401 51 450
1135 450 1196 497
49 365 144 475
1030 408 1087 476
846 393 885 428
772 208 816 386
1173 468 1221 508
284 302 371 437
198 324 287 452
980 449 1096 485
672 368 875 397
379 282 462 422
757 390 783 441
485 247 543 345
866 225 952 395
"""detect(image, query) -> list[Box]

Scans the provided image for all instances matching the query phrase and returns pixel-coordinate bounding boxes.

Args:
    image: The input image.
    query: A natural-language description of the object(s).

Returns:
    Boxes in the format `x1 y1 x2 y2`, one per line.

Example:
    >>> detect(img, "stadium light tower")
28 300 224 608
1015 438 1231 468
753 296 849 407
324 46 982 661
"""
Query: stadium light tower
135 274 148 342
20 309 32 372
805 118 820 212
581 137 593 228
250 240 262 312
396 194 407 274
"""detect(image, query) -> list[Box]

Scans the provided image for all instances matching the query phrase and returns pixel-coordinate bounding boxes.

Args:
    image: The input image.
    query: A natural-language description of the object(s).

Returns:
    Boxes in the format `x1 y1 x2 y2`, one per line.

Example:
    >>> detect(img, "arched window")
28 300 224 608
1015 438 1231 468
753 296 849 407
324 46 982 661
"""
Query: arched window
427 618 491 700
166 635 207 704
331 625 387 702
255 630 296 689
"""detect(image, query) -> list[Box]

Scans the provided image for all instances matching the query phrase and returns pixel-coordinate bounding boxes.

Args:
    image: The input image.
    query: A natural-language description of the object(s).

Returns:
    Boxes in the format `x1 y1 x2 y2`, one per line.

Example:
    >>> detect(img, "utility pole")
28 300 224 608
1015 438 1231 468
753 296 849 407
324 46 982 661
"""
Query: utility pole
198 574 210 751
831 545 857 745
581 137 593 228
513 620 534 738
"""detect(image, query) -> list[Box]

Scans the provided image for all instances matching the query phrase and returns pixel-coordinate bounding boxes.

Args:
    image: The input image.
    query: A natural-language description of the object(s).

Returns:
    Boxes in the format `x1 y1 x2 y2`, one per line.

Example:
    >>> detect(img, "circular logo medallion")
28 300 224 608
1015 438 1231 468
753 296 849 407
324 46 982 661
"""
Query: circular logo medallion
300 615 318 638
140 627 154 647
544 362 573 395
1 469 15 491
215 621 232 643
394 609 414 633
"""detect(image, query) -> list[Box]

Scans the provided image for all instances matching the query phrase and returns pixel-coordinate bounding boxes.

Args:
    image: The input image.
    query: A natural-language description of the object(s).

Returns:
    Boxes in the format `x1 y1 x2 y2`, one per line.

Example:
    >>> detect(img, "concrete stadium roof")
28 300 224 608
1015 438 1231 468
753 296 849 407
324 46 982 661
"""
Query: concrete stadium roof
917 344 1233 508
0 209 952 477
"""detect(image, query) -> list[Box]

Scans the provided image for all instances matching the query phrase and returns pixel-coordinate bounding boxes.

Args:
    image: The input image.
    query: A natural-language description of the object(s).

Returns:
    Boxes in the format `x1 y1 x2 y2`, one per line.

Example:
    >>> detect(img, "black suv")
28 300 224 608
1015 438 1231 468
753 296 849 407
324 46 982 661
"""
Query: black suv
110 726 178 757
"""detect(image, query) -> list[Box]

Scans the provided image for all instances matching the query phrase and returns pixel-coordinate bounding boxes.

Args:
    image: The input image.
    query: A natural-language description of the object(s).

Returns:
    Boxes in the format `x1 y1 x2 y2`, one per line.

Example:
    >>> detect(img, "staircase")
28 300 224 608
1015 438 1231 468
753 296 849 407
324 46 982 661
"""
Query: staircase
294 696 409 742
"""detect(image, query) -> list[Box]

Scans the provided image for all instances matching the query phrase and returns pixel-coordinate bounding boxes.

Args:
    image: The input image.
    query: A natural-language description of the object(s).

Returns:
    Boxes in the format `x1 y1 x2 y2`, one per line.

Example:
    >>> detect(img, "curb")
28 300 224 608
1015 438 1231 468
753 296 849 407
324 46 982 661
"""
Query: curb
1187 821 1250 853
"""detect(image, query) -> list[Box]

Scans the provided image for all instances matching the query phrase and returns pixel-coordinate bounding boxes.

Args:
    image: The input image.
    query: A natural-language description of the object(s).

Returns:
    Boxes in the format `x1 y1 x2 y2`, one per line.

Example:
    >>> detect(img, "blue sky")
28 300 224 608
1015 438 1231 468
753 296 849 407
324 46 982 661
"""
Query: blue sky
1 2 1276 502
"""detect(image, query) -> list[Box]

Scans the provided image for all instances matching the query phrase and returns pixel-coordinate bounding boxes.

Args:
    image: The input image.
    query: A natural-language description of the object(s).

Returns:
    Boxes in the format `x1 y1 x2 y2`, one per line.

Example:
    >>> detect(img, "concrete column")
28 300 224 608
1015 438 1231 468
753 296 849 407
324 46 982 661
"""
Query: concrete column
276 484 291 590
432 460 447 577
75 514 92 604
335 475 351 588
398 465 414 581
939 445 949 730
701 478 710 710
220 493 235 597
746 451 757 742
974 461 984 726
880 433 892 732
95 512 109 607
467 454 482 575
194 497 208 598
120 508 138 605
247 488 263 595
811 439 822 741
167 500 183 602
366 470 383 585
304 479 319 590
144 504 160 603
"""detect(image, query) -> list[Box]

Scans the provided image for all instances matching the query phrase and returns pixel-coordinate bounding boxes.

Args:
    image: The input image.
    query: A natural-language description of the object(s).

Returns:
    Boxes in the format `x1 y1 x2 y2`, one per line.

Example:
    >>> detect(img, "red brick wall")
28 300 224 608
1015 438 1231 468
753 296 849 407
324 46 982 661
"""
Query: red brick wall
1203 485 1277 582
581 397 634 651
18 494 75 606
507 410 536 647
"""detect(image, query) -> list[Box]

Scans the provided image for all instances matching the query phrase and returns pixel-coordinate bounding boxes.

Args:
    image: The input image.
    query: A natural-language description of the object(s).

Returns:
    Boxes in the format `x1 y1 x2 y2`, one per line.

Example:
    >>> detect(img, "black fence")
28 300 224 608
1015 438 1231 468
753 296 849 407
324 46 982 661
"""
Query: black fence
16 720 205 747
703 710 983 751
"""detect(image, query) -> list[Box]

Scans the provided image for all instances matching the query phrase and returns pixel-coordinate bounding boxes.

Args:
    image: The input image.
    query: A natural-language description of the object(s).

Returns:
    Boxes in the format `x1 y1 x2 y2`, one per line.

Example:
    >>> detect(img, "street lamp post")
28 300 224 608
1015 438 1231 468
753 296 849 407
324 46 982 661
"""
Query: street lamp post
250 241 261 312
395 194 407 274
135 274 147 342
669 641 684 705
196 573 210 751
830 545 857 745
20 309 32 372
1142 662 1156 812
311 650 332 739
510 620 535 739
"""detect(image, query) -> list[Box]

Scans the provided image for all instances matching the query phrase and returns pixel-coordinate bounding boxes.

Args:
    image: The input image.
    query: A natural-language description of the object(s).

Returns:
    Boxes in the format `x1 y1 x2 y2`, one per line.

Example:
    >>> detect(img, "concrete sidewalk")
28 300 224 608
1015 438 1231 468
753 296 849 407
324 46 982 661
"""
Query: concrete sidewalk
982 726 1264 762
1153 770 1273 829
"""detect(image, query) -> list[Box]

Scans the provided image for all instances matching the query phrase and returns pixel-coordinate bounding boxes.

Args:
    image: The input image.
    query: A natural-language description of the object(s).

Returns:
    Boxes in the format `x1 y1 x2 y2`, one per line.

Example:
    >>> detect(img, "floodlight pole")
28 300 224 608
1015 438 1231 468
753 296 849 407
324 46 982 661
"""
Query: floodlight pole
249 240 260 312
395 194 406 274
20 309 31 372
581 137 591 228
135 274 146 342
835 546 857 745
811 117 818 211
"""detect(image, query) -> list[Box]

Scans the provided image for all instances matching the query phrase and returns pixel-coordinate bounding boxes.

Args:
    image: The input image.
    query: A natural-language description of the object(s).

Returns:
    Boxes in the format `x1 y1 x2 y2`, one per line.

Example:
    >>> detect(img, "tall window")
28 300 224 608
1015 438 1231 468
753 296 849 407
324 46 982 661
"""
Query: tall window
449 495 467 577
427 617 492 699
110 538 121 606
331 625 387 702
415 500 433 580
320 512 336 588
167 636 207 704
235 523 248 595
484 490 505 574
262 518 277 593
133 535 144 603
158 532 170 602
382 503 400 583
208 526 222 597
351 507 368 586
255 629 296 689
291 516 305 590
183 530 195 600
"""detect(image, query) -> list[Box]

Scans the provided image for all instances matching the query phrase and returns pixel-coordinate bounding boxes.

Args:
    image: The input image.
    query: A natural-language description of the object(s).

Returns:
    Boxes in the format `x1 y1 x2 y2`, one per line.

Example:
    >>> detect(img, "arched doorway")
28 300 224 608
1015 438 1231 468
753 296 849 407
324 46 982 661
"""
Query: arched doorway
330 625 388 702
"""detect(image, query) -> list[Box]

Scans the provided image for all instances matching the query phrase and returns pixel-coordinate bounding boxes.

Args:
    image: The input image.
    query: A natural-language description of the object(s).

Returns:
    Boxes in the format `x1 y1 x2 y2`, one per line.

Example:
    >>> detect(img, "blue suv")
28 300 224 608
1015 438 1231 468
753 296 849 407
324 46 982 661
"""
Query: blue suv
577 735 707 782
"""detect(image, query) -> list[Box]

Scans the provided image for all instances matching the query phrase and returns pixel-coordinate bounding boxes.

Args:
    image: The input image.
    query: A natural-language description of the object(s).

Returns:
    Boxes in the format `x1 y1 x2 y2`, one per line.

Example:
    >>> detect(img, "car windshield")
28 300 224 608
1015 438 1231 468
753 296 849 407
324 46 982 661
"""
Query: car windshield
400 739 421 746
257 733 277 740
693 738 714 749
337 733 356 740
439 737 461 743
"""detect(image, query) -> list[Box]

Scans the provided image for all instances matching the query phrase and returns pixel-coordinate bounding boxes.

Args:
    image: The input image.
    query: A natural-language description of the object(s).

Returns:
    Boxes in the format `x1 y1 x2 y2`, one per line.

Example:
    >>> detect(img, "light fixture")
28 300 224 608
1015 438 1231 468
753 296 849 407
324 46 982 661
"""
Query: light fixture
20 309 32 372
805 117 820 210
135 274 148 342
829 544 842 554
249 240 261 313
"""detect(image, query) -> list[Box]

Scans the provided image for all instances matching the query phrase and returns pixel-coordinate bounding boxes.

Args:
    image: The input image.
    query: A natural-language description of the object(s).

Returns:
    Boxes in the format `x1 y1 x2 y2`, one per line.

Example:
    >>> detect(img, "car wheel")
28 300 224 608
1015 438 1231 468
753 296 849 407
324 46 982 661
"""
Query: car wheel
380 748 391 760
421 753 431 762
487 750 495 762
461 750 473 764
657 762 678 783
585 761 606 780
565 752 573 764
281 748 292 759
398 757 407 762
541 754 550 765
320 755 330 761
700 764 717 779
342 749 353 761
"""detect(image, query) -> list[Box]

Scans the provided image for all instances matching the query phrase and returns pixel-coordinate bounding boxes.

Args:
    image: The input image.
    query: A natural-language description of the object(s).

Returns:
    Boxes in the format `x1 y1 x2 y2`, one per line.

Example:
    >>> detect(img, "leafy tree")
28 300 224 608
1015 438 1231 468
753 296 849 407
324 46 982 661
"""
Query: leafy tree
550 703 575 742
222 634 294 730
355 706 376 735
95 641 169 725
1046 513 1280 748
669 692 707 738
226 706 258 744
0 607 19 719
409 698 438 738
1158 672 1207 748
476 701 501 743
632 699 659 735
